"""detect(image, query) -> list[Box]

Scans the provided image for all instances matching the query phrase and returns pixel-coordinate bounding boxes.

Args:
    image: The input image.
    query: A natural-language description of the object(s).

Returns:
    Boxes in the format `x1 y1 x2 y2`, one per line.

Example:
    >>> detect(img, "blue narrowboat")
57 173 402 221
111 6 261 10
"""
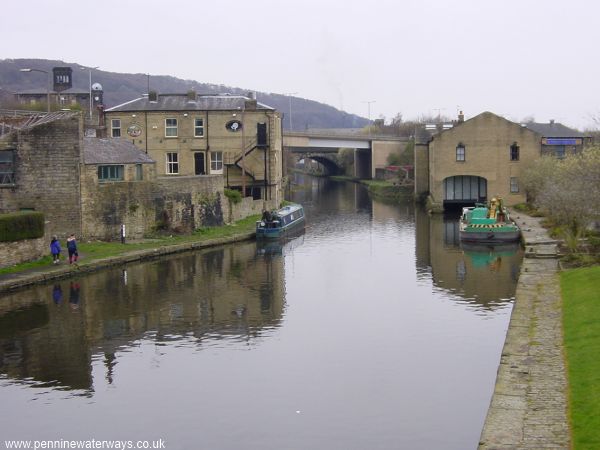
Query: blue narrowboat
256 204 305 239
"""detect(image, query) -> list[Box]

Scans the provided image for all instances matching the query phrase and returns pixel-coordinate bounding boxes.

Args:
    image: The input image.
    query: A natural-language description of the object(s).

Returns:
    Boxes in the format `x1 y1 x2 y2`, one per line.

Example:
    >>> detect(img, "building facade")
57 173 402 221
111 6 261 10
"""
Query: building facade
416 112 541 210
415 112 592 211
104 92 283 206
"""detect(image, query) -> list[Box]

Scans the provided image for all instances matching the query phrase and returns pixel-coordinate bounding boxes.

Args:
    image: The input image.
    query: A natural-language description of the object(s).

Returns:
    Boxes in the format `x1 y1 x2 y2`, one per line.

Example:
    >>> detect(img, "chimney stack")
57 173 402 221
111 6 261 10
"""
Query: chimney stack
458 111 464 123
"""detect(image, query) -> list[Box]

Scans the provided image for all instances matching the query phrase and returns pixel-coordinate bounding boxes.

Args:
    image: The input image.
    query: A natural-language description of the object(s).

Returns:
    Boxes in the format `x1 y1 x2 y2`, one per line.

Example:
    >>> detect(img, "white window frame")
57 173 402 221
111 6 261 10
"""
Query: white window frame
165 118 178 137
210 151 223 174
194 118 204 137
456 143 465 162
111 119 121 138
510 177 519 193
166 152 179 174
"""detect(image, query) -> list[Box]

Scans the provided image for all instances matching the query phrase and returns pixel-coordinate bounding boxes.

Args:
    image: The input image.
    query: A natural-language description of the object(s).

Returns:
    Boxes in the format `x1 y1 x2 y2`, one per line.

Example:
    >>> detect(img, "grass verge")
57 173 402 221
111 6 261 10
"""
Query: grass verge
0 215 259 276
562 265 600 448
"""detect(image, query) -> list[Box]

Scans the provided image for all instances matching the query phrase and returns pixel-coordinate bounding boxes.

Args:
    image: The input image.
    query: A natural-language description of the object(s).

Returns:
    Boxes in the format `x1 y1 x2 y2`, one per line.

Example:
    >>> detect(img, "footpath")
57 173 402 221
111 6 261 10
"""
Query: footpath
0 232 255 293
478 212 570 449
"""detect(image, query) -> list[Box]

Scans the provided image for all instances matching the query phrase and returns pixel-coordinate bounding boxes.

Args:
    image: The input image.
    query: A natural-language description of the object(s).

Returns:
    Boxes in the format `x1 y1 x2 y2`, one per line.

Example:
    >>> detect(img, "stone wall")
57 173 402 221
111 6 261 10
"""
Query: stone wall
156 175 225 233
80 164 159 240
0 235 47 269
0 114 83 239
223 196 277 223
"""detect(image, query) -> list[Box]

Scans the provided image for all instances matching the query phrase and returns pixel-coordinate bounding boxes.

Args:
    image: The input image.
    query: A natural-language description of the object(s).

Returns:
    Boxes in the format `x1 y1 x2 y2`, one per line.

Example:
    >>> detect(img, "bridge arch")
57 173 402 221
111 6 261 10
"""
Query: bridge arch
443 175 487 206
297 154 345 175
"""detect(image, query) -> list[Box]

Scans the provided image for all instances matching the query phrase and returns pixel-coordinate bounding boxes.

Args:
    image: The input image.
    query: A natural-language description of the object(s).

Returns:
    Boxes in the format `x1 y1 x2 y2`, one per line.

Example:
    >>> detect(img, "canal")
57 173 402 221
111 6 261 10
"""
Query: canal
0 175 522 449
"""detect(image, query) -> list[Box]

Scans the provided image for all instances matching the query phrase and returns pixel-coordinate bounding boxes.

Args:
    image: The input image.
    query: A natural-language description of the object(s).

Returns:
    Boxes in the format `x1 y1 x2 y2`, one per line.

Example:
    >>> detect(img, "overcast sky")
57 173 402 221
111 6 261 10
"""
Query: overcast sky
3 0 599 129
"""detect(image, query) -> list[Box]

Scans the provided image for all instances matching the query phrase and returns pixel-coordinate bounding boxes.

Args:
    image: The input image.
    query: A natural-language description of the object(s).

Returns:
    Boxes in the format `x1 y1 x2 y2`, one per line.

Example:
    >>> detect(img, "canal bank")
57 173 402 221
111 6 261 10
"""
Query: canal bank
478 212 570 449
0 231 255 294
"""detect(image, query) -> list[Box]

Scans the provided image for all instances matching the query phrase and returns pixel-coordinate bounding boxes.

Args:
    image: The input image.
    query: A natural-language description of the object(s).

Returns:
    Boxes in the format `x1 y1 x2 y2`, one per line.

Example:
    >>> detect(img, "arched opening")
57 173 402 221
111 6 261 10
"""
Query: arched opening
443 175 487 209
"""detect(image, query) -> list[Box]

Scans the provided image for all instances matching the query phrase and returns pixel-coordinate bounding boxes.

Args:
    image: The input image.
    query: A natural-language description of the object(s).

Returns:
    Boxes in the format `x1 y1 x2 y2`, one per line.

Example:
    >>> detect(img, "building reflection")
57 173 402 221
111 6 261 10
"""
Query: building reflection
0 240 287 393
415 208 522 308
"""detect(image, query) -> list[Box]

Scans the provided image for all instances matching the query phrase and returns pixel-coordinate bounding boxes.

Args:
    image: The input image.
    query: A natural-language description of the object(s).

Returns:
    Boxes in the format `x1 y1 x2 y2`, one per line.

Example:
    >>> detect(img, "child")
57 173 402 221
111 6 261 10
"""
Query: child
66 234 79 264
50 235 61 264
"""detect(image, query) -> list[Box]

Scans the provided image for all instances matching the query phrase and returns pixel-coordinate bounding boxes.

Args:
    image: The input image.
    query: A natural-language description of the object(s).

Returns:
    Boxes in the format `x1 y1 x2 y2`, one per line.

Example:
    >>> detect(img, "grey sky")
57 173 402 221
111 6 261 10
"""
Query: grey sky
3 0 599 129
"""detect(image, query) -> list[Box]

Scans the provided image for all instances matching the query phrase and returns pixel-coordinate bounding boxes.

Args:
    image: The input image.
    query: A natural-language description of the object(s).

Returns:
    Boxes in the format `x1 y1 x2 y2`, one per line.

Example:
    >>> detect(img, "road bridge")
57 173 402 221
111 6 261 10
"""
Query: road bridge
283 131 409 178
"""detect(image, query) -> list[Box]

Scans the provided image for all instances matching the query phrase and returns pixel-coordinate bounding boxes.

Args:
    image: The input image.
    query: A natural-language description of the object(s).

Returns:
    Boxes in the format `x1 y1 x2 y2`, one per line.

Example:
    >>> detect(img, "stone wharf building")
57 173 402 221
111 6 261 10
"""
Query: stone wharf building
0 108 276 267
103 91 284 205
414 111 589 211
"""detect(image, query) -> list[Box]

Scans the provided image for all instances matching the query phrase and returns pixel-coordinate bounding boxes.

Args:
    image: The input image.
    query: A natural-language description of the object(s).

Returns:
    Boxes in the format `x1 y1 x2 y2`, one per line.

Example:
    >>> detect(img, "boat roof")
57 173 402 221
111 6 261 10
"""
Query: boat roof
275 204 303 215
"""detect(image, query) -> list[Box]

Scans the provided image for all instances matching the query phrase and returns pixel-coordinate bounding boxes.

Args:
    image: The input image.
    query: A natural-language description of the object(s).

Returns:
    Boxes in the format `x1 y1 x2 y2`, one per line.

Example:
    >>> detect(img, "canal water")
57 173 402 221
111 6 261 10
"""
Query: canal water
0 175 522 450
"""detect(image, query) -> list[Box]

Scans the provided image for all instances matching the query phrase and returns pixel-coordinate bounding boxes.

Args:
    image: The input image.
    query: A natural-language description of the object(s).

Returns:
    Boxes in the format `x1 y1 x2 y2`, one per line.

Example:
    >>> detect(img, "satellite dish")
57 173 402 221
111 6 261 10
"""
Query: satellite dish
91 82 103 91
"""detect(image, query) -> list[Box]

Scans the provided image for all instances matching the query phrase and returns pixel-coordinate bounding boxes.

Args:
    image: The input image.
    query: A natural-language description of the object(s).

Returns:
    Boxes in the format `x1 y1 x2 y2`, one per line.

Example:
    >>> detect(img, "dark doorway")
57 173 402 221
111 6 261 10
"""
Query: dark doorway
194 152 206 175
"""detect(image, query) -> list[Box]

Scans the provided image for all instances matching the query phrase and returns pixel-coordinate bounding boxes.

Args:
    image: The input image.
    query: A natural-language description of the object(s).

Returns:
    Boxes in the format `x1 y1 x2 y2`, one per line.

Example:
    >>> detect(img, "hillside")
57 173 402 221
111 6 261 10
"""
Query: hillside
0 58 368 131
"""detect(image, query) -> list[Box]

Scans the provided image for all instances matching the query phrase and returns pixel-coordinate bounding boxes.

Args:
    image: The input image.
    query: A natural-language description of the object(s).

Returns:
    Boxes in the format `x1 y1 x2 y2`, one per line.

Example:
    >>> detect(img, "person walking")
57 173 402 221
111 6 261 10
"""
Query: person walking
66 234 79 264
50 235 61 264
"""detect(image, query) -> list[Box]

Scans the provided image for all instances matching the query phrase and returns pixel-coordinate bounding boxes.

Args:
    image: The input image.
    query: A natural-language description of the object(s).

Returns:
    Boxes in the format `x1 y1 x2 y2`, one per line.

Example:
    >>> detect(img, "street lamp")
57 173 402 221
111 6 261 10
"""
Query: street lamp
362 100 376 136
20 68 51 113
283 92 298 131
81 66 99 120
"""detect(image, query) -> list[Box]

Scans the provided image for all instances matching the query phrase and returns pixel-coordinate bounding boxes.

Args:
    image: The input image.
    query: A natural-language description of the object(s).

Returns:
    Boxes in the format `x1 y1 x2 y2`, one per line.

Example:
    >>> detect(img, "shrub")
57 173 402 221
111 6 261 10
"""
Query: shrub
0 211 45 242
224 188 242 204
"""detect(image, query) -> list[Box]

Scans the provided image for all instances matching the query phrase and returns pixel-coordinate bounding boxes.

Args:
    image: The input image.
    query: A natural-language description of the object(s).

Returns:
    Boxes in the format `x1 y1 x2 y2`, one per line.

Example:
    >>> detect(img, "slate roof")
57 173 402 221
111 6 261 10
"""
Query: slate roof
83 138 155 165
17 88 90 95
525 121 584 138
105 94 274 112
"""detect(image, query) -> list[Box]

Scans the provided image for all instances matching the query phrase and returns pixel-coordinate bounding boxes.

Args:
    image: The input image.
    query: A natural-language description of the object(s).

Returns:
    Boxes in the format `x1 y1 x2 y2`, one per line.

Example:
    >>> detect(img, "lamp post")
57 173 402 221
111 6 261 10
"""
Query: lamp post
81 66 99 120
283 92 298 131
20 68 51 113
362 100 376 136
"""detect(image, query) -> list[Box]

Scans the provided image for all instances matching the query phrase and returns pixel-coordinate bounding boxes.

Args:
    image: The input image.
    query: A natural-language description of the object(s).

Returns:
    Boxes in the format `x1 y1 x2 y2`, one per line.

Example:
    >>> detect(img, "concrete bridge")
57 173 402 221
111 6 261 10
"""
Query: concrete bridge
283 131 409 178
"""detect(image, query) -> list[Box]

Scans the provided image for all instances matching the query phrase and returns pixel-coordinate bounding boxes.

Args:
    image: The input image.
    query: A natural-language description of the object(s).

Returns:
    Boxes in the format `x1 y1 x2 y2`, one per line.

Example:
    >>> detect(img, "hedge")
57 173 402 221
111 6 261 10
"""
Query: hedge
0 211 45 242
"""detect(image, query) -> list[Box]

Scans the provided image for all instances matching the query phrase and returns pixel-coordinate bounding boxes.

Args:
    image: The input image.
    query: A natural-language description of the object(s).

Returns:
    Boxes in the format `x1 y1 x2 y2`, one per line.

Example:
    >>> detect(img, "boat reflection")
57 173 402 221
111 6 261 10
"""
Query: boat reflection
255 228 305 256
416 208 522 309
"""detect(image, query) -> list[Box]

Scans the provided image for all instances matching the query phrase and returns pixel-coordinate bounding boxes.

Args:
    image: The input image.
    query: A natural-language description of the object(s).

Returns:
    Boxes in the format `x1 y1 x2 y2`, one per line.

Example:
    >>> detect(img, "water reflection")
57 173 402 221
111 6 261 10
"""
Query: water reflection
415 208 522 308
0 241 287 392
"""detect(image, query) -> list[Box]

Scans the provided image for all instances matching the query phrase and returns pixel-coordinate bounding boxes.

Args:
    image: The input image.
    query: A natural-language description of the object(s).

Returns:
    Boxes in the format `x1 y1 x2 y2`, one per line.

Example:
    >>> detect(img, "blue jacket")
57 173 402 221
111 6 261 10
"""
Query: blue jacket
50 239 61 255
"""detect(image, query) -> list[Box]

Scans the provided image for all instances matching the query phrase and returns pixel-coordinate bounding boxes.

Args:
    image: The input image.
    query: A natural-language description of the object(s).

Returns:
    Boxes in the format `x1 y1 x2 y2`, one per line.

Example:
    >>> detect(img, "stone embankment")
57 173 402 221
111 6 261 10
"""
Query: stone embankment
478 213 570 449
0 232 255 294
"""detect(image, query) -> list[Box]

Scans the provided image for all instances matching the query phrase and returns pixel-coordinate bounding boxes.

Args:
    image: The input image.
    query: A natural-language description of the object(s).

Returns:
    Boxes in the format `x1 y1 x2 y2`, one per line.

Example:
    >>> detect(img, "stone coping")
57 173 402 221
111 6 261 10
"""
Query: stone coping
478 212 569 449
0 232 255 294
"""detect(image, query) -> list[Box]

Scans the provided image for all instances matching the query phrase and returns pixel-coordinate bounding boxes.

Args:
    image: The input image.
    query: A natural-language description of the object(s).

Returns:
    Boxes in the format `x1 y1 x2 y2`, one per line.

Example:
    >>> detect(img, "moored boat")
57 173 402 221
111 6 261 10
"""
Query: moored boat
256 203 305 239
459 197 520 243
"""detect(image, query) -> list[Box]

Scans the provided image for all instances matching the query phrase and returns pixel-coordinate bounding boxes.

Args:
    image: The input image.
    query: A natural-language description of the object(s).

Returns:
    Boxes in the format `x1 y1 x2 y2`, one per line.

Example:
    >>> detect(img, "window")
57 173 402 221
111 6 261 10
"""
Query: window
555 146 566 159
135 164 143 181
98 165 124 182
0 150 15 185
510 177 519 193
456 143 465 162
210 151 223 174
510 143 520 161
166 152 179 174
111 119 121 138
194 118 204 137
165 118 178 137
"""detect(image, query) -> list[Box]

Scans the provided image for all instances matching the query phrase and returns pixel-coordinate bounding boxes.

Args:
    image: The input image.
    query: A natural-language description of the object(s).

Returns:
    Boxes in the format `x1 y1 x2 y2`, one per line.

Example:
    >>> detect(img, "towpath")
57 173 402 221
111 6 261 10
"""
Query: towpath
478 212 569 449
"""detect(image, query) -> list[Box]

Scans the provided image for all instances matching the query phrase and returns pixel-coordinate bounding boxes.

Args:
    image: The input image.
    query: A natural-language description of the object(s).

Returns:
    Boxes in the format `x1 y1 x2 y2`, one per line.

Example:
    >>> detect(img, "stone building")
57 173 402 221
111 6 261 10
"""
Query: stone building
15 66 104 119
103 92 283 205
524 120 590 158
0 110 262 259
0 112 84 238
416 112 541 210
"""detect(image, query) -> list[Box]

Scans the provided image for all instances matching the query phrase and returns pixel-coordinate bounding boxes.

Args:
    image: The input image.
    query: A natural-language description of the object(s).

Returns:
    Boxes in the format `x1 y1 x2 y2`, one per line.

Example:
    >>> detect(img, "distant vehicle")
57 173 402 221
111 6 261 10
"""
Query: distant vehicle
256 203 305 239
460 197 521 243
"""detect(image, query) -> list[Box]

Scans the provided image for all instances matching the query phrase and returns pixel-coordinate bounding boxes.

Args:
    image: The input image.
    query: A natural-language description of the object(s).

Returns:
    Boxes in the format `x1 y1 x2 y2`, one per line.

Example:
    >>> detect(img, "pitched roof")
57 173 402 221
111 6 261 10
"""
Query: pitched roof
105 94 274 112
524 121 584 138
83 138 155 165
17 88 90 95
